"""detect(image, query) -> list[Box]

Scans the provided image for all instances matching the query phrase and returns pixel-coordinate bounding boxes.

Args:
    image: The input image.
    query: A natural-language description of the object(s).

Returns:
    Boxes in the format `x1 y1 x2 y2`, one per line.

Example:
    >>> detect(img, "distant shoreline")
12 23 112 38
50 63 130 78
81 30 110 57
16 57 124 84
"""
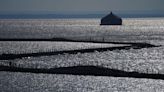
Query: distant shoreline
0 14 164 19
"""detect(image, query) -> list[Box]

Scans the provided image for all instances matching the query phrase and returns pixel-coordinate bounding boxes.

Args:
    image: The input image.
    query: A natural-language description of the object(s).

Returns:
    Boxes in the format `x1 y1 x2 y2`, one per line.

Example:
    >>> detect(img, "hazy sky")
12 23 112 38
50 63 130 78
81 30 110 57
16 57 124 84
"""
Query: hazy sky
0 0 164 14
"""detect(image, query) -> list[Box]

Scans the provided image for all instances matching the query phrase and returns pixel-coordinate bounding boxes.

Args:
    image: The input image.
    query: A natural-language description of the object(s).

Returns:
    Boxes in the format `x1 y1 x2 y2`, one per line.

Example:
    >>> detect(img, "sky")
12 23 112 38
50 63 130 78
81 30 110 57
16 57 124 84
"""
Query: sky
0 0 164 14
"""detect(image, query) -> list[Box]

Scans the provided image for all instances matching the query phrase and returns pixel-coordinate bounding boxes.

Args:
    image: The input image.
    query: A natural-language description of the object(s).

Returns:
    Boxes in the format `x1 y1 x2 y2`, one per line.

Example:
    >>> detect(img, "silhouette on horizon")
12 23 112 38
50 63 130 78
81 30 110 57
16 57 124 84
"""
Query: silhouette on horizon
100 12 122 25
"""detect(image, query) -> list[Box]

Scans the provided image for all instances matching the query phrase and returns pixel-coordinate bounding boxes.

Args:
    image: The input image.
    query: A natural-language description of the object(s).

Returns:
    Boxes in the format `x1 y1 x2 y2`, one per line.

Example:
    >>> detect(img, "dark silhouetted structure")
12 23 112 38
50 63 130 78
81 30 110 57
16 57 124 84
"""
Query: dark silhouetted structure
100 12 122 25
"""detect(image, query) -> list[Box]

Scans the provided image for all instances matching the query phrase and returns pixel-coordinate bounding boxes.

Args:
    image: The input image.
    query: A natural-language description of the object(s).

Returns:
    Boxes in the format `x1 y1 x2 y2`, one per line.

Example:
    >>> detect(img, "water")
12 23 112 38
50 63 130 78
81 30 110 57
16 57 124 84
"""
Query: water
1 18 164 92
0 18 164 43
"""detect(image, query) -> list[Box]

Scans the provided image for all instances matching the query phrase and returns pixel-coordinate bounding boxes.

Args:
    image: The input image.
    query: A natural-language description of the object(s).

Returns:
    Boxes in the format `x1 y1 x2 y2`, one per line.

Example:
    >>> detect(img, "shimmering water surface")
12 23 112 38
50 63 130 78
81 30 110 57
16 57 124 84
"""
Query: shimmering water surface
1 18 164 91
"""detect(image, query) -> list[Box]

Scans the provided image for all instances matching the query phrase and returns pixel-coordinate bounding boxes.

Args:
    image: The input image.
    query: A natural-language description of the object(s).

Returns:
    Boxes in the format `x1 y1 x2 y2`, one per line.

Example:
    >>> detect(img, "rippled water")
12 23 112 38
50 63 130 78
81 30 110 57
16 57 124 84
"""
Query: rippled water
0 18 164 43
1 18 164 92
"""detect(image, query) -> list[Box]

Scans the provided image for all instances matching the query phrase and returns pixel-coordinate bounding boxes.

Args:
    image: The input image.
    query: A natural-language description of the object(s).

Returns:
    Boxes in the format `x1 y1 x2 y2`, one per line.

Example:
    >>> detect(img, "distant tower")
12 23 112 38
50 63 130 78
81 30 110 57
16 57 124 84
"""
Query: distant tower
100 12 122 25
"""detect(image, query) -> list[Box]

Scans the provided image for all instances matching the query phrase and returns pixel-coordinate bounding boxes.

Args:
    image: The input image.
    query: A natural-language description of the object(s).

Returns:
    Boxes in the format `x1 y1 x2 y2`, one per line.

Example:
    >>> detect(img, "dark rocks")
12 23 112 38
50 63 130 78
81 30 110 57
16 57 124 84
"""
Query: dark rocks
100 12 122 25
